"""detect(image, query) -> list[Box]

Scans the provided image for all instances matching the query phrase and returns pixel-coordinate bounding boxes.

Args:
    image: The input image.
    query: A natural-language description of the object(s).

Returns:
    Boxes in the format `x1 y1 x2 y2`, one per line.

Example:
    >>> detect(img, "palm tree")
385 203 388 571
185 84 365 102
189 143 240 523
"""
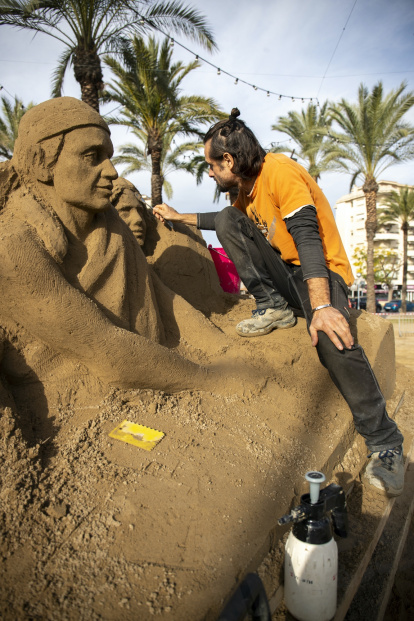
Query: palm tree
330 82 414 313
113 132 203 201
0 95 34 160
378 187 414 312
103 35 224 206
0 0 217 112
270 102 345 182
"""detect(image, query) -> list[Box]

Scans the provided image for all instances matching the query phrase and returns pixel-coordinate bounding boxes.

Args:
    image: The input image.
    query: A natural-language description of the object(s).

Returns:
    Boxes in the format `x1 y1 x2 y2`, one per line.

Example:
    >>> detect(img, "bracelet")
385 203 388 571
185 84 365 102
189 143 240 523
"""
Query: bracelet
312 303 332 313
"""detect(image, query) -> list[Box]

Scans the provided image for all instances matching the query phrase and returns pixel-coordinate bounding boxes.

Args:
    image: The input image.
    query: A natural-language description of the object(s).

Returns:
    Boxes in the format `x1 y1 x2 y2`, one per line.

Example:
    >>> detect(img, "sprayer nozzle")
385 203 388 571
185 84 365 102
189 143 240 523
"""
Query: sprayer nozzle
305 471 326 504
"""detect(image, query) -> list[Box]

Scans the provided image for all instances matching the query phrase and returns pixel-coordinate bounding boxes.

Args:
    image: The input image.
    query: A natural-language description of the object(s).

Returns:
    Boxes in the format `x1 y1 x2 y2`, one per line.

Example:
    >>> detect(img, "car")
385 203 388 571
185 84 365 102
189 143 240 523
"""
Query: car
383 299 414 313
350 297 383 313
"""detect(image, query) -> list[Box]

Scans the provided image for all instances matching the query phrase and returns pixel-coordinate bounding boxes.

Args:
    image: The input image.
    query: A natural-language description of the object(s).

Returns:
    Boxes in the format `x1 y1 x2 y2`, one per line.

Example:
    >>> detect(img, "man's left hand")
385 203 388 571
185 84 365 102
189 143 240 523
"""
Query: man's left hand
309 306 354 350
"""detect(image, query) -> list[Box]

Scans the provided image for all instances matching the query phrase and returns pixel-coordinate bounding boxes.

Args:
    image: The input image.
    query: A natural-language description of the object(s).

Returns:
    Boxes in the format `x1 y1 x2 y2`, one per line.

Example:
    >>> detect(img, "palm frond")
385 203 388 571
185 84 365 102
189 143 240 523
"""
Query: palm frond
51 46 73 97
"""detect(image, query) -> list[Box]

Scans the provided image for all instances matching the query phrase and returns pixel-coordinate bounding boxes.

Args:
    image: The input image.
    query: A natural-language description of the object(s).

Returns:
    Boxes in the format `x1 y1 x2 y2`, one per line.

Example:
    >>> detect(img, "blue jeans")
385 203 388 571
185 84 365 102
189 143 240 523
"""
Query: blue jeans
215 206 403 452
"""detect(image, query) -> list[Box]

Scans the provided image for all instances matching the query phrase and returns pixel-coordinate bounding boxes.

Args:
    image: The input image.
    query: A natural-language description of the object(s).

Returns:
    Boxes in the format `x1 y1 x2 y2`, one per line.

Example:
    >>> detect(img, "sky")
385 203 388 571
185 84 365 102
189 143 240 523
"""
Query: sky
1 0 414 246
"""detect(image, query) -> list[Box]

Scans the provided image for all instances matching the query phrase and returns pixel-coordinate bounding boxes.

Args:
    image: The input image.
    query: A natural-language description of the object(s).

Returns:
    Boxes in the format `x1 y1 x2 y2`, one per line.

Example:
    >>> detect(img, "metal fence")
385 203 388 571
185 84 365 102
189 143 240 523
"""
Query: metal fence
397 313 414 337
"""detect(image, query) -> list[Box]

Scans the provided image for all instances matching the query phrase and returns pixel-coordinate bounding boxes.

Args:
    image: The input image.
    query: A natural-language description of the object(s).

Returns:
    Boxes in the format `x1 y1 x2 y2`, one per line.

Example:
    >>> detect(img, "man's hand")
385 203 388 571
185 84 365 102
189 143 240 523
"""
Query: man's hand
309 306 354 350
153 203 197 227
306 277 353 350
153 203 179 222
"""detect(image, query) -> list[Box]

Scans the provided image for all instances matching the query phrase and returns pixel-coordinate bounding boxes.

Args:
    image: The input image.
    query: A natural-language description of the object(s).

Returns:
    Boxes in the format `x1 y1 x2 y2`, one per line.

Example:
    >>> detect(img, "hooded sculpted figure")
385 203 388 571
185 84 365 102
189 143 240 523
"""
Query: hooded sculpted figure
0 97 229 410
111 177 232 314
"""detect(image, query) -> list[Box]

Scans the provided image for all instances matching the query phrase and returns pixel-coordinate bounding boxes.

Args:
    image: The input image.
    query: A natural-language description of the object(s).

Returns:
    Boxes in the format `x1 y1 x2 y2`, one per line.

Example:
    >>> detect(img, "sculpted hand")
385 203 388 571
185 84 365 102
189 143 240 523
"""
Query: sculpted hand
153 203 180 223
309 306 354 351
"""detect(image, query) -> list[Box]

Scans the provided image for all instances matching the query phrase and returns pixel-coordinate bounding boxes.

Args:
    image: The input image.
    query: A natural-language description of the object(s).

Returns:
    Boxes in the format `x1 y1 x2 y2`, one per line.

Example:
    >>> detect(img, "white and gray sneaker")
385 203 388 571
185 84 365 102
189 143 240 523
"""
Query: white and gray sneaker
363 445 404 497
236 306 296 337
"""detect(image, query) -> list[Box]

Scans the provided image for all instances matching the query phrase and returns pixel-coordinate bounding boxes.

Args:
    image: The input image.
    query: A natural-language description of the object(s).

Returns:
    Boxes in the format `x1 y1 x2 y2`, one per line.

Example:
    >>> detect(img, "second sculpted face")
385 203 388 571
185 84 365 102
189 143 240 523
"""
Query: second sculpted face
52 126 118 213
115 188 147 245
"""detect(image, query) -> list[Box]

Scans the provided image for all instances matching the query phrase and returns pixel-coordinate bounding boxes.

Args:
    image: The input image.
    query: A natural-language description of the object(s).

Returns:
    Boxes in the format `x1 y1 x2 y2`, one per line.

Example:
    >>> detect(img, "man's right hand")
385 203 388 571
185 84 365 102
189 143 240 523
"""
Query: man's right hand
153 203 180 222
153 204 197 227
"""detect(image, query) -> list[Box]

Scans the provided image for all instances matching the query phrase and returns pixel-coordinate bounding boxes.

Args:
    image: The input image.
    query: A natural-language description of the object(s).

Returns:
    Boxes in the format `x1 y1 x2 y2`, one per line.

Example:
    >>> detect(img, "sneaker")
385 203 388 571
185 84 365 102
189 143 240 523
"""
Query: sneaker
363 445 404 497
235 306 296 337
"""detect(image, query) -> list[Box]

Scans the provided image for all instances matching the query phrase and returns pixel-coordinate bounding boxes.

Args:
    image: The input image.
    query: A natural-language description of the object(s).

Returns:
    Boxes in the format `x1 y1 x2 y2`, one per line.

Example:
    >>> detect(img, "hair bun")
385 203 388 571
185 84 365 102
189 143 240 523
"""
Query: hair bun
229 108 240 119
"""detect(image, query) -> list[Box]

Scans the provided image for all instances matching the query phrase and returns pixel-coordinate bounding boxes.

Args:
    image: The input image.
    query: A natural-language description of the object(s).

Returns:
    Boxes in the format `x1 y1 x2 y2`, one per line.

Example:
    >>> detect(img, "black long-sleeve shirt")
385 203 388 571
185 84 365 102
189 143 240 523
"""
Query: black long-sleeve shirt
197 205 328 281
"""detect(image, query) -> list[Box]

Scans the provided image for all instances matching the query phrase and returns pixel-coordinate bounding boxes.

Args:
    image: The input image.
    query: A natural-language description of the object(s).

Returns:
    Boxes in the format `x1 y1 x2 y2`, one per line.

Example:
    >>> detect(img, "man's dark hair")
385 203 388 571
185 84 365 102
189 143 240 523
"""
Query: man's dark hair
203 108 266 179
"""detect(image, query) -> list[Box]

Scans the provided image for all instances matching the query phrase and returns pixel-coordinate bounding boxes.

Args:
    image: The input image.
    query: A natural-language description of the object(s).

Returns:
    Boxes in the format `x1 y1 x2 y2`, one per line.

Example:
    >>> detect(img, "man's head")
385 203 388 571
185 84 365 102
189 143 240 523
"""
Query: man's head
111 178 148 245
203 108 266 191
13 97 117 213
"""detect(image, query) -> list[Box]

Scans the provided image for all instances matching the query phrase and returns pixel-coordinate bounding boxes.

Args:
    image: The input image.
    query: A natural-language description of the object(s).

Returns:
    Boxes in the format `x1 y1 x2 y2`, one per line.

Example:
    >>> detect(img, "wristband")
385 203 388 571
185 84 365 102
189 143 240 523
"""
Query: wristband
312 303 332 313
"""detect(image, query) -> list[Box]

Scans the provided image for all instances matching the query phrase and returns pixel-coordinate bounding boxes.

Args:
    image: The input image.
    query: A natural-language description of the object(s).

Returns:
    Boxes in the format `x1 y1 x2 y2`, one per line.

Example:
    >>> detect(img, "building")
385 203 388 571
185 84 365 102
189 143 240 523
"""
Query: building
334 181 414 300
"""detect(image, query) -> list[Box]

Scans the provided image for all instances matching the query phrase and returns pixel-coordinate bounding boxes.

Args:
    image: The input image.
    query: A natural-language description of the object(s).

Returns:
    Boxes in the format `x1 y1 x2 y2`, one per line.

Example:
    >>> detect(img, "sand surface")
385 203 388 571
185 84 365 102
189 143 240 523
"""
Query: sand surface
0 303 400 621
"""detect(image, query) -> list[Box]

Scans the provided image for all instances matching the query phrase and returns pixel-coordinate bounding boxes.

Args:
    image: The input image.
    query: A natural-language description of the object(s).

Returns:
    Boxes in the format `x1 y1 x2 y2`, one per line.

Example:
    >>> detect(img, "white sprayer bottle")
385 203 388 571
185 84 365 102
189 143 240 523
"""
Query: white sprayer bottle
278 472 348 621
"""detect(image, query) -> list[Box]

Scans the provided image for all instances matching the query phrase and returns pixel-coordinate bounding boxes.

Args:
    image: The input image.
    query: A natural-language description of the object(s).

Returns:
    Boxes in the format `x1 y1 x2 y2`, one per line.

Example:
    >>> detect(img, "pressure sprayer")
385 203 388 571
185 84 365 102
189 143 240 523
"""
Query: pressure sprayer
278 472 348 621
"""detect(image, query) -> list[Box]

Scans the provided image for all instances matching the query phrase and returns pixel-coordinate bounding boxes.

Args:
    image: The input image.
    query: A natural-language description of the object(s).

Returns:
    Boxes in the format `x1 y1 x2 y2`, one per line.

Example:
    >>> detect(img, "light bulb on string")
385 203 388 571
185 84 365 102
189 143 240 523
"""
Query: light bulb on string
217 68 221 75
234 78 238 85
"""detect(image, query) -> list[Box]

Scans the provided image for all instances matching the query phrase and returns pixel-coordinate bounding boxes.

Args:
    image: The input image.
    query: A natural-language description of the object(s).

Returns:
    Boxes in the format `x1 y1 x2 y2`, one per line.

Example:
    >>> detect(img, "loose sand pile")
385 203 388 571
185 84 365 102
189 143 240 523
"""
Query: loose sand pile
0 295 398 620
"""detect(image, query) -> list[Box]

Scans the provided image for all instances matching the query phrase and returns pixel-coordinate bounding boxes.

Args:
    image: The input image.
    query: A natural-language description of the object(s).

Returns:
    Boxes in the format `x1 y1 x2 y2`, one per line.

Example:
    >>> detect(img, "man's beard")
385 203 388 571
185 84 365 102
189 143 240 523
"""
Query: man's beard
215 180 237 193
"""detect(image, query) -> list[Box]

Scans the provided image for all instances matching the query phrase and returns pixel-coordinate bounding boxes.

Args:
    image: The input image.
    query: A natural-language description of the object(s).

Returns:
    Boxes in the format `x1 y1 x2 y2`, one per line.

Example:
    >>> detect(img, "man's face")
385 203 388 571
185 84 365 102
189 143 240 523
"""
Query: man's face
52 127 118 212
204 140 239 193
115 188 147 245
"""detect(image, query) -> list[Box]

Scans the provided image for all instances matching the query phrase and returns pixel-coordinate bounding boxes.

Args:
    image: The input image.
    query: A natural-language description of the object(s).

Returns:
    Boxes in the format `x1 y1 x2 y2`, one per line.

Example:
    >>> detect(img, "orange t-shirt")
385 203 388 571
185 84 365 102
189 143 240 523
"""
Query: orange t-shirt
234 153 354 286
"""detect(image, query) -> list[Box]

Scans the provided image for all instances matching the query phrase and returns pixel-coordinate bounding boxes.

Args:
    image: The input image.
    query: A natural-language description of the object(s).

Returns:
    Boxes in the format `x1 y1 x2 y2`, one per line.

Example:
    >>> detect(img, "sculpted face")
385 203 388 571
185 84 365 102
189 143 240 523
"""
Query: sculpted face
115 187 147 245
52 127 117 212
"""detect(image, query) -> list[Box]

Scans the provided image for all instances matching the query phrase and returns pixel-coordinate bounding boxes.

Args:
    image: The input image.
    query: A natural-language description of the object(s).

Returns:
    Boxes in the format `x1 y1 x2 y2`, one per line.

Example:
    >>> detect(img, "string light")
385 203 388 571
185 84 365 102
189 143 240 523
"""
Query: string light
128 10 318 104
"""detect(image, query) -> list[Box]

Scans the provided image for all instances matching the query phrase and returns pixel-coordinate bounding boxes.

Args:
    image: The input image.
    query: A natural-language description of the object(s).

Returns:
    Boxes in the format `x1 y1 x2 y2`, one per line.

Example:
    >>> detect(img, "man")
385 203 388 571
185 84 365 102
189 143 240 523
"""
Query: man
0 97 227 397
154 108 405 497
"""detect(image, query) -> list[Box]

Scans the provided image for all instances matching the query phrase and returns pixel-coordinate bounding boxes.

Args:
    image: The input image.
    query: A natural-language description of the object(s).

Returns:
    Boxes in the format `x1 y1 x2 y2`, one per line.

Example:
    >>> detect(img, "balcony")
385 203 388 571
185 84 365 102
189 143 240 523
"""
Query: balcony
375 232 400 242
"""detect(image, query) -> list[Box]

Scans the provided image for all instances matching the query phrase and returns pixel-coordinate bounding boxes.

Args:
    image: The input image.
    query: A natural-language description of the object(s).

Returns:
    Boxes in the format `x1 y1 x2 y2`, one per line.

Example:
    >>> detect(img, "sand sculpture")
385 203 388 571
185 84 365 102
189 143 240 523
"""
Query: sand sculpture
111 176 232 314
0 97 403 620
0 98 235 400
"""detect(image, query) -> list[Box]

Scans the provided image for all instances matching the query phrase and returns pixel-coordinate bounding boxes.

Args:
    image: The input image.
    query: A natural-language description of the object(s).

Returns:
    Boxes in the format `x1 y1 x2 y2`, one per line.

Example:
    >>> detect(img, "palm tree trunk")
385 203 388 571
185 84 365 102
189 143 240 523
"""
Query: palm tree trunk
363 177 379 314
401 223 408 313
73 48 103 113
151 148 163 207
78 81 100 112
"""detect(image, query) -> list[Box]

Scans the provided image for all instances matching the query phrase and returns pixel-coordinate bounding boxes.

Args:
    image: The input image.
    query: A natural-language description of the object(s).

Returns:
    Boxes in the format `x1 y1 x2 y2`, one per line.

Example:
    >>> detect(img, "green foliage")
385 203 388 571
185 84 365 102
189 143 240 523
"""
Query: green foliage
0 94 34 160
378 187 414 231
352 245 401 288
0 0 217 109
271 102 346 181
112 133 204 201
377 185 414 310
103 35 225 204
330 82 414 189
330 81 414 313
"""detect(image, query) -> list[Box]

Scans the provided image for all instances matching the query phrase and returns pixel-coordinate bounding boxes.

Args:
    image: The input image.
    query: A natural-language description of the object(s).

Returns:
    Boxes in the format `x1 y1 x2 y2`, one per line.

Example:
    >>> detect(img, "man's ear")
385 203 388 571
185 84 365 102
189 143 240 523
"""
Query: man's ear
32 145 53 184
223 152 235 170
